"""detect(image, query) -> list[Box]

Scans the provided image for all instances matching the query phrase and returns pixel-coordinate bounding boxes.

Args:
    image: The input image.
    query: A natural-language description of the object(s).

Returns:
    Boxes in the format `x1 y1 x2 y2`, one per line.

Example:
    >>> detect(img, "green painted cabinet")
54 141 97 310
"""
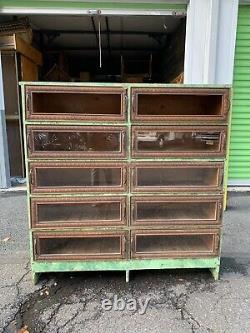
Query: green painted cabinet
21 82 230 283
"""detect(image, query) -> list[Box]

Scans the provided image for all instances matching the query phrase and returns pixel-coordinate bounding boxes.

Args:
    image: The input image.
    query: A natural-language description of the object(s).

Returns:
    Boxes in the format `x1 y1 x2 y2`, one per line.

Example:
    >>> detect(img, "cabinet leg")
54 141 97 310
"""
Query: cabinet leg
32 272 40 285
210 267 220 280
125 270 130 283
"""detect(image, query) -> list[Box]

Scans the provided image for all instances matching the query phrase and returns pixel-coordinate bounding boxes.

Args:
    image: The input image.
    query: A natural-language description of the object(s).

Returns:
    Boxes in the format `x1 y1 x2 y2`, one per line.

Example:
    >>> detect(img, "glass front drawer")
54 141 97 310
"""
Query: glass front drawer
132 126 226 157
131 230 220 258
27 125 126 158
33 232 127 260
31 197 127 227
29 162 127 193
131 88 229 122
25 86 127 121
131 162 224 192
131 196 222 225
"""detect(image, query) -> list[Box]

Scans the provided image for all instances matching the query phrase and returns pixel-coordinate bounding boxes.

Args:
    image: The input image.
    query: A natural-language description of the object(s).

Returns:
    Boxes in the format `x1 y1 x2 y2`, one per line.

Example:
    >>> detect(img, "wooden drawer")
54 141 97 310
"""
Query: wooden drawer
33 231 128 260
131 162 224 193
29 162 127 194
25 85 127 121
131 229 220 259
131 196 223 226
132 126 227 158
131 87 229 122
27 125 127 159
31 196 127 228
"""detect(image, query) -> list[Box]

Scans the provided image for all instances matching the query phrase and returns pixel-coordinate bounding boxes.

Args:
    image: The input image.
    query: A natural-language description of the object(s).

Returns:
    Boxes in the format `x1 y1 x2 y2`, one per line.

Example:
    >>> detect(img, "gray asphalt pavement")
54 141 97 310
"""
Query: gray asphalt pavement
0 191 249 333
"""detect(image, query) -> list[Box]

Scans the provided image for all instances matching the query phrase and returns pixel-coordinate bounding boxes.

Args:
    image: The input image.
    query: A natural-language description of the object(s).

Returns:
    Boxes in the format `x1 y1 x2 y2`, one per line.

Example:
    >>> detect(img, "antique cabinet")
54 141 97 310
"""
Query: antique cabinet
21 83 230 283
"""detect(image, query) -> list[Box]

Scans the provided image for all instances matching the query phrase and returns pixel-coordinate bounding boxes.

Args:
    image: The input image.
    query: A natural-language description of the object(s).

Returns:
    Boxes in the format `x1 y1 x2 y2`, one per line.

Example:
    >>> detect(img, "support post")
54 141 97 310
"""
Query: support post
184 0 239 84
125 270 130 283
210 266 220 281
0 52 10 189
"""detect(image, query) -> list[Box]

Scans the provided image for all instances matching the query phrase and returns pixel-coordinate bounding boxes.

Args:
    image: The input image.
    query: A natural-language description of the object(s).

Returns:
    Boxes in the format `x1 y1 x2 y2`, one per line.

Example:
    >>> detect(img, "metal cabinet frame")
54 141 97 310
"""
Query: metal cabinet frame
21 82 231 283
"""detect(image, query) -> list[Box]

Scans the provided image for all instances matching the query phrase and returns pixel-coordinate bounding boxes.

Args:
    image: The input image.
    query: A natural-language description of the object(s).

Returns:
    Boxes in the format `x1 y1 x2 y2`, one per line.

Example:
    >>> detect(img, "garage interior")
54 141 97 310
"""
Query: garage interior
0 13 186 183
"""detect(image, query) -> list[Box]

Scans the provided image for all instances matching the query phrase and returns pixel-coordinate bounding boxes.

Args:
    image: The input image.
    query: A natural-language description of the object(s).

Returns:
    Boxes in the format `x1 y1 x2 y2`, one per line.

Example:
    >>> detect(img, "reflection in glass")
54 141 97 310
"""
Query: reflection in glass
38 236 121 256
135 234 214 254
37 202 121 223
36 167 122 188
136 167 218 187
34 131 121 152
136 131 220 153
136 201 216 221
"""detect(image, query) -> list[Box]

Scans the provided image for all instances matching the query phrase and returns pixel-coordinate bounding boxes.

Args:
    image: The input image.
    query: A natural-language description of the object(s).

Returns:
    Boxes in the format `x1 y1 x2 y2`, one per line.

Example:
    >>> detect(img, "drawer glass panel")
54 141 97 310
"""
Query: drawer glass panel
133 198 220 224
38 203 120 223
35 234 124 259
30 163 126 192
33 199 124 227
133 165 221 190
37 168 121 187
133 127 225 156
134 233 216 257
28 126 125 158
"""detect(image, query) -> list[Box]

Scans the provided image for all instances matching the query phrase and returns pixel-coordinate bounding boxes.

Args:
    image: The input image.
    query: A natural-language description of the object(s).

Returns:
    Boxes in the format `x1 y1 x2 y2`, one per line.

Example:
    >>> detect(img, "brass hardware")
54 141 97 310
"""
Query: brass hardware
26 93 31 114
224 96 231 115
122 236 126 254
29 169 34 186
218 202 223 221
33 238 37 256
124 94 128 112
131 203 135 221
123 204 126 221
132 93 136 115
131 235 135 253
221 131 226 152
27 131 31 151
219 169 224 188
215 235 220 252
123 167 127 186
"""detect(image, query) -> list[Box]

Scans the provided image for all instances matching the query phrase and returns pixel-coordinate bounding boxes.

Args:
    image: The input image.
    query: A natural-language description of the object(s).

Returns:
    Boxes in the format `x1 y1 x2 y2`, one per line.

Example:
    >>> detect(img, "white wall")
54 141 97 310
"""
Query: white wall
184 0 239 84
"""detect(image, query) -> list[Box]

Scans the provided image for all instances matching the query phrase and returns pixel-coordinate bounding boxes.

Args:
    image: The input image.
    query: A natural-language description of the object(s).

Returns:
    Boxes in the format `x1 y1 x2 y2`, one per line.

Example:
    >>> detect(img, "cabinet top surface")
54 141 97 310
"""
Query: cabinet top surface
19 81 231 89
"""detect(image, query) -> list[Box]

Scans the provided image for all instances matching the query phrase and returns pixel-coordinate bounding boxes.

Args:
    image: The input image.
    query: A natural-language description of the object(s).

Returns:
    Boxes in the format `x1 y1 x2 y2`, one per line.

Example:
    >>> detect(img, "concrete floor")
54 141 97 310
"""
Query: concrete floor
0 192 250 333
